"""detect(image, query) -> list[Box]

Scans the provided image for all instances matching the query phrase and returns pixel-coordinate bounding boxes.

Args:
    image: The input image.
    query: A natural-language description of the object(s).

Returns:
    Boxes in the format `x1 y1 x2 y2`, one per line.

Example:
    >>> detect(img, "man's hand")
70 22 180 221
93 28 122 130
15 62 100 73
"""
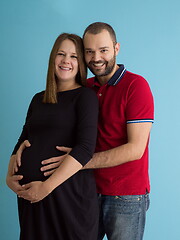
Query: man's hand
41 146 72 176
13 140 31 173
17 181 51 203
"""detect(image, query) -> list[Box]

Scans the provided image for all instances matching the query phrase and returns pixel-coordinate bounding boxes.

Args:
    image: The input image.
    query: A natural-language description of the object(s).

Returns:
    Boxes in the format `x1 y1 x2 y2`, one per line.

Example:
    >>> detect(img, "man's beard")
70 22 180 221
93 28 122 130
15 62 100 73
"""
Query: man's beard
87 54 116 77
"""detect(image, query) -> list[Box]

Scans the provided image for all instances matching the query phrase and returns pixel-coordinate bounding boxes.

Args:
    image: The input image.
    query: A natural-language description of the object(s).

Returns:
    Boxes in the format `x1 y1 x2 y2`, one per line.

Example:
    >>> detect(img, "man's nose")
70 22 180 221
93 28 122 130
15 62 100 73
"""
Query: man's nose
92 52 101 62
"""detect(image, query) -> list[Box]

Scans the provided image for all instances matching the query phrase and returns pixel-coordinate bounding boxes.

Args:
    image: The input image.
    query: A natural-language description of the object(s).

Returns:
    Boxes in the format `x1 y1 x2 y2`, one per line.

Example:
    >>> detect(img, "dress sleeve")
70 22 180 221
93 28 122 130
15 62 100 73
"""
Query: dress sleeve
69 88 99 166
12 94 36 155
126 76 154 124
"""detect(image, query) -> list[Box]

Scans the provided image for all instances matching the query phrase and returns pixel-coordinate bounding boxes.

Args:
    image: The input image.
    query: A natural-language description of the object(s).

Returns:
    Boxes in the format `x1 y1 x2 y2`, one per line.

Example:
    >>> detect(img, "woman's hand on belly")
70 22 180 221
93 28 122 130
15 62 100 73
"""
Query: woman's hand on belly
6 174 24 194
6 155 24 194
17 181 52 203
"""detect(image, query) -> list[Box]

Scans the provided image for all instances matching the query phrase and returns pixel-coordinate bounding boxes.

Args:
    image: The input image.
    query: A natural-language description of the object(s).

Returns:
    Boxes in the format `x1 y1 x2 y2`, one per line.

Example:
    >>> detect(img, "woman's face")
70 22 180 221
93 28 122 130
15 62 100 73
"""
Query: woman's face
55 39 79 83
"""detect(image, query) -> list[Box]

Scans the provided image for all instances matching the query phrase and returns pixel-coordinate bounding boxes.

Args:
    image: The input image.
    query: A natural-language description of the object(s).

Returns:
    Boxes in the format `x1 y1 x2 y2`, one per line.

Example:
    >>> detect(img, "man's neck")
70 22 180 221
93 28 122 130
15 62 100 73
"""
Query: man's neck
97 64 119 85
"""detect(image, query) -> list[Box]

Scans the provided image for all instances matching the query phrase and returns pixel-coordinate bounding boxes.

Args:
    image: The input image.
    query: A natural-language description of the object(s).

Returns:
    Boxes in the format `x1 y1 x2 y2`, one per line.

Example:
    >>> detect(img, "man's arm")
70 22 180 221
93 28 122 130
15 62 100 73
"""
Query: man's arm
83 122 152 169
41 122 152 174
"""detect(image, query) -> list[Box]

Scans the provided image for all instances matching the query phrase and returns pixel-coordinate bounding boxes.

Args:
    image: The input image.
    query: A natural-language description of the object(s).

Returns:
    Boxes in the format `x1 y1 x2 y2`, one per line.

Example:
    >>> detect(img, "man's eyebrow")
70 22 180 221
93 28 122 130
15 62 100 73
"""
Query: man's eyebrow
99 47 109 50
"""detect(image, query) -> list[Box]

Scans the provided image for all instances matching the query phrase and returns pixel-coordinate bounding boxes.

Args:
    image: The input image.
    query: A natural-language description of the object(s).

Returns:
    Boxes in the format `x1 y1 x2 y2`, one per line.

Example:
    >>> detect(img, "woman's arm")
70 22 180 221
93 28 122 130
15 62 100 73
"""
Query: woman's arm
6 155 24 194
6 95 35 193
17 155 82 203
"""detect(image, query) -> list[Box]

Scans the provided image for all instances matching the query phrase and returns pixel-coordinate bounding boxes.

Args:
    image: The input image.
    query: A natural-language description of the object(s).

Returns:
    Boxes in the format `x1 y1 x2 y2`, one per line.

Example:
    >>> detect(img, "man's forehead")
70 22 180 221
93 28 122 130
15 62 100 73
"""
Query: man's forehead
84 30 111 40
83 31 113 48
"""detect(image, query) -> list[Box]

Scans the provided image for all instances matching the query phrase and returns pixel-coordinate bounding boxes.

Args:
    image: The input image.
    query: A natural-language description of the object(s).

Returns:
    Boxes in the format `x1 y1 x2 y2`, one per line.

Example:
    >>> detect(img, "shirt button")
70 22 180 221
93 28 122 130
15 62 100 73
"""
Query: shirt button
99 93 102 96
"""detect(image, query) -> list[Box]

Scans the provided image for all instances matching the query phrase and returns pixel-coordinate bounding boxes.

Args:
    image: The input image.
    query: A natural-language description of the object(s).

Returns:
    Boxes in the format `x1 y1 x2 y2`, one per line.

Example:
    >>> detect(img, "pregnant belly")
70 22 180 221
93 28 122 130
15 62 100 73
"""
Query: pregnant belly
17 145 61 185
17 151 47 185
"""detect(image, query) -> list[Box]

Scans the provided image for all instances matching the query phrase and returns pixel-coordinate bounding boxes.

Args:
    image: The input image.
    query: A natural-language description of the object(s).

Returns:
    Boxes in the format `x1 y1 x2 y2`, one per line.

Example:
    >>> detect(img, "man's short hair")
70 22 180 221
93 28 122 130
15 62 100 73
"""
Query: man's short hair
83 22 117 44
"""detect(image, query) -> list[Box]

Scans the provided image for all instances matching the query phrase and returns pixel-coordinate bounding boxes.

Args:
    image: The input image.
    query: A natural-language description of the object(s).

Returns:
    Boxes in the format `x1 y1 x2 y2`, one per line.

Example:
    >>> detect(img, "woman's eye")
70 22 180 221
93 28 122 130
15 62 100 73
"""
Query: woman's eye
71 55 77 59
57 53 64 56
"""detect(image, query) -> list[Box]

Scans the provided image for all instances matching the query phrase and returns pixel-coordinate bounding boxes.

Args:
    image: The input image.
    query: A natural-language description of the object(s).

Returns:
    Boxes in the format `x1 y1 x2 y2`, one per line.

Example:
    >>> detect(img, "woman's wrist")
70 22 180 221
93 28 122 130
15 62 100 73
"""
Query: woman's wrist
43 179 55 195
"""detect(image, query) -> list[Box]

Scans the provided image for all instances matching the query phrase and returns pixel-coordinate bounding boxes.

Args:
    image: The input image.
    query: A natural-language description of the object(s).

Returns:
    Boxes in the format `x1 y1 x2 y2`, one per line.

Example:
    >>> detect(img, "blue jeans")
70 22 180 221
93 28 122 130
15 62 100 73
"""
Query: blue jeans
97 193 150 240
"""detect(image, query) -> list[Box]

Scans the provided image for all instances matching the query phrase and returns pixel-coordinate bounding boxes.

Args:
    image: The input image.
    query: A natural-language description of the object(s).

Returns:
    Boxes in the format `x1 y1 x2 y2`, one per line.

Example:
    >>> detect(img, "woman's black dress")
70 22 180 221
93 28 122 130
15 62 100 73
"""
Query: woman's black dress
13 87 99 240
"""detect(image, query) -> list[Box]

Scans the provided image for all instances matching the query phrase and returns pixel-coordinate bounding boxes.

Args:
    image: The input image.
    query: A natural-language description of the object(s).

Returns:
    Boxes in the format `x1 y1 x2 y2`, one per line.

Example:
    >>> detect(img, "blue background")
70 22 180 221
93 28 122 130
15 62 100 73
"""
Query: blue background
0 0 180 239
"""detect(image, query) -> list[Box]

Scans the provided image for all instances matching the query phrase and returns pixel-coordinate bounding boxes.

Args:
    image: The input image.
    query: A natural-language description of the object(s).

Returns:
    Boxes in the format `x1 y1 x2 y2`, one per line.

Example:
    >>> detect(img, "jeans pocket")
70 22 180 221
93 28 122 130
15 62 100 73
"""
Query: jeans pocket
111 195 143 214
114 195 142 202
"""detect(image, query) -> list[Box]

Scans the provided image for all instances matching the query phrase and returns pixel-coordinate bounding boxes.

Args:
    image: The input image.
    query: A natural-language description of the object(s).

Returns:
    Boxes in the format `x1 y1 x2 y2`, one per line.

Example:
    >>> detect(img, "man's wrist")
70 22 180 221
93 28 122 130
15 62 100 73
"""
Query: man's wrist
82 153 98 170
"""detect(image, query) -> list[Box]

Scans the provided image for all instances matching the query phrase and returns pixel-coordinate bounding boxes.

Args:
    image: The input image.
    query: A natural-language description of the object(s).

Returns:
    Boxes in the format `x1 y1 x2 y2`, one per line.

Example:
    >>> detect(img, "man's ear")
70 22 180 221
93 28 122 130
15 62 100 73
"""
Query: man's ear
115 42 120 56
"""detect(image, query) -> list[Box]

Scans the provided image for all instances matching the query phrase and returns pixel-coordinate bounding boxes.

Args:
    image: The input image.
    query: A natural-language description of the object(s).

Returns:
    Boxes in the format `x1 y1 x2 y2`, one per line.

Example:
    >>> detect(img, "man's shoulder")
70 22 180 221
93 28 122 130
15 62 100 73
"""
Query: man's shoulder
122 70 150 88
125 70 146 81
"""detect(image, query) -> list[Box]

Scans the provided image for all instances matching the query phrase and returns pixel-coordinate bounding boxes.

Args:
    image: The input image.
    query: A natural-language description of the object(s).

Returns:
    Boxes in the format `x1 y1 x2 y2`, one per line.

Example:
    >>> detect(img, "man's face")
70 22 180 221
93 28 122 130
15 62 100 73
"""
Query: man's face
83 30 119 78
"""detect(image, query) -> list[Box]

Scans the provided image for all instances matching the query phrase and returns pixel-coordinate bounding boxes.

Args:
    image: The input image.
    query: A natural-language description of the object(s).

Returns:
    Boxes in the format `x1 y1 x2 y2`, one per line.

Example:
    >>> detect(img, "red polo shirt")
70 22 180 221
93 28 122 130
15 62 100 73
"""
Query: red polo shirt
87 65 154 195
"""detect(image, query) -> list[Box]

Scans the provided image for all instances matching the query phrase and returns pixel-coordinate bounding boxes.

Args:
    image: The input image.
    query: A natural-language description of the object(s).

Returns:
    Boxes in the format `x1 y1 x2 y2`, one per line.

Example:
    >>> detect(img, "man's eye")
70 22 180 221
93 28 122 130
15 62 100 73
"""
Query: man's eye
86 50 92 54
101 49 107 53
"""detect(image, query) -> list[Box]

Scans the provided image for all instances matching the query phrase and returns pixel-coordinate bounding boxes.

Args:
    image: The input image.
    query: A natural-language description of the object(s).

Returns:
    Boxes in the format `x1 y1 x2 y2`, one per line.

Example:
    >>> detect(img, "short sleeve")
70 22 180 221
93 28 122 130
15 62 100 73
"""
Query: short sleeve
126 76 154 124
69 88 99 166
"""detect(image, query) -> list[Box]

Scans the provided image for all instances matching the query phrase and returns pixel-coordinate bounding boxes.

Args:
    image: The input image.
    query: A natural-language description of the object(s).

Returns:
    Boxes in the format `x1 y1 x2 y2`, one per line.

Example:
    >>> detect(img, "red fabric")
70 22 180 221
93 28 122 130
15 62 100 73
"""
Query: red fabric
87 70 154 195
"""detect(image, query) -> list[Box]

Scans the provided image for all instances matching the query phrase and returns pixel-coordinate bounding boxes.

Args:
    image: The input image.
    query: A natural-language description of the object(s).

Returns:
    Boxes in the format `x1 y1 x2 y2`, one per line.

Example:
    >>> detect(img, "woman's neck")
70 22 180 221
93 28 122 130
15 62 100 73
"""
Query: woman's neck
57 82 81 92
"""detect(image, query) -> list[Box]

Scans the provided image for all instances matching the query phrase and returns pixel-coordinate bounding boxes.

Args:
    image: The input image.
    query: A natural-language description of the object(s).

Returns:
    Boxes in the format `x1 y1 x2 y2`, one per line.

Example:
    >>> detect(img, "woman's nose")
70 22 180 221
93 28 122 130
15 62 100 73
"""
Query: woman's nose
62 55 70 64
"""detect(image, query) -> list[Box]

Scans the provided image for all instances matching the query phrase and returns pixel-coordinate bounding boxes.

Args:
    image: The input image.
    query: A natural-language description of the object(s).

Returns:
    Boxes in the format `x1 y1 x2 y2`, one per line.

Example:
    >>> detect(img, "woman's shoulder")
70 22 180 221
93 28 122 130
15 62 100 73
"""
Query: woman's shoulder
79 86 97 97
30 90 45 102
32 90 44 97
77 87 98 105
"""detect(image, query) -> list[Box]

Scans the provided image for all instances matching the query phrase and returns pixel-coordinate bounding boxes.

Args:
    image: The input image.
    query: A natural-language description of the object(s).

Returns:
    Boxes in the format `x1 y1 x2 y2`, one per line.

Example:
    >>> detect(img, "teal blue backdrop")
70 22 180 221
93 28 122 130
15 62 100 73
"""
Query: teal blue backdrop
1 0 180 239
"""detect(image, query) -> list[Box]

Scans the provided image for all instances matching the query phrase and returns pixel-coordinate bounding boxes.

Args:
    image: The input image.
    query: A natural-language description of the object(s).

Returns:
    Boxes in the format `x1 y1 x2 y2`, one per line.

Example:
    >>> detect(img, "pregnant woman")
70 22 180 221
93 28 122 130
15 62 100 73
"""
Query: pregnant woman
6 33 99 240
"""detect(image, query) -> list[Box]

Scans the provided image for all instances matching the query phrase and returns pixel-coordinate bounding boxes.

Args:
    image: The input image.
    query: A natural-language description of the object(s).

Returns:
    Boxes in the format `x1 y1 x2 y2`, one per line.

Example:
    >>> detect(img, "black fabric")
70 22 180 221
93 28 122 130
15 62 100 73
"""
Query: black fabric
14 87 99 240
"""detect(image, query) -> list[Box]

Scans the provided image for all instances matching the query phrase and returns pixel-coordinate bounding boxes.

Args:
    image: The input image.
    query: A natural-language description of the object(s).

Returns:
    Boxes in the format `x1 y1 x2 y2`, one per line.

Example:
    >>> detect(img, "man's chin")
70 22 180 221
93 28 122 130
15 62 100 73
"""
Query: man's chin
89 68 105 76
